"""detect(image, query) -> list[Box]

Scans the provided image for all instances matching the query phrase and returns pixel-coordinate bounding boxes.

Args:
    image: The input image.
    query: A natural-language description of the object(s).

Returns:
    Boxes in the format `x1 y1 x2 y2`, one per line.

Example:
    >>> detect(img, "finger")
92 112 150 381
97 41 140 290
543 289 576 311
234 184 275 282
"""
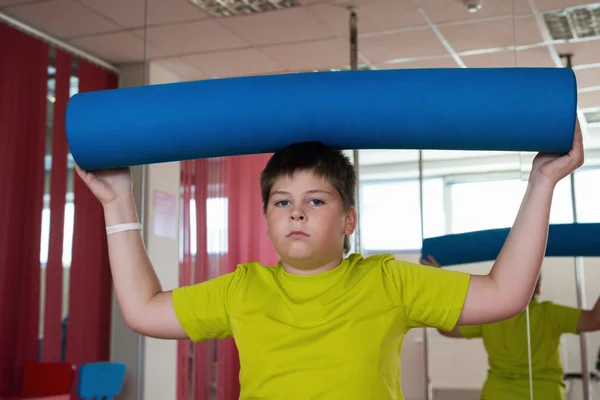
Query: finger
73 162 88 180
568 119 584 166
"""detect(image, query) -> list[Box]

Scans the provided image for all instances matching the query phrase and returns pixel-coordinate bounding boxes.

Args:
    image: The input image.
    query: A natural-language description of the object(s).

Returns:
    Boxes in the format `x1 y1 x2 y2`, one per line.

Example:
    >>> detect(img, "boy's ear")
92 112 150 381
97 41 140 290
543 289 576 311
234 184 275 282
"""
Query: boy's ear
344 206 357 236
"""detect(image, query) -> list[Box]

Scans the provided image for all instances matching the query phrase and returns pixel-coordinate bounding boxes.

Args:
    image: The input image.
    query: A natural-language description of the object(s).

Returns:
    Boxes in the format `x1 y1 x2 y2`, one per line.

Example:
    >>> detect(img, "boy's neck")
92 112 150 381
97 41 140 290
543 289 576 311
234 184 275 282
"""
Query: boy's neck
282 256 344 276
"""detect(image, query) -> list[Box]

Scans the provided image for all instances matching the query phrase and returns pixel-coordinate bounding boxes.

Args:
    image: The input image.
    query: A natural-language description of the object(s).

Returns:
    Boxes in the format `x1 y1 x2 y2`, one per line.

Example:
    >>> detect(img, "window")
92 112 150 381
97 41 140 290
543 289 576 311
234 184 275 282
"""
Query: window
574 168 600 222
206 197 228 254
188 197 228 257
449 176 573 234
359 179 445 251
62 202 74 267
40 206 50 266
39 200 75 268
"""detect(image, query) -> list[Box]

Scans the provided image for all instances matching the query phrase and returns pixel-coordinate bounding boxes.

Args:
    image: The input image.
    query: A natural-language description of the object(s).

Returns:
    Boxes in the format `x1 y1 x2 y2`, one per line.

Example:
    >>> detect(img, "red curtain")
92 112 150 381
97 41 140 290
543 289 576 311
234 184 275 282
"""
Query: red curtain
0 21 48 396
42 49 72 363
66 60 118 372
178 160 194 400
179 154 279 400
193 159 211 400
218 154 280 400
179 158 215 400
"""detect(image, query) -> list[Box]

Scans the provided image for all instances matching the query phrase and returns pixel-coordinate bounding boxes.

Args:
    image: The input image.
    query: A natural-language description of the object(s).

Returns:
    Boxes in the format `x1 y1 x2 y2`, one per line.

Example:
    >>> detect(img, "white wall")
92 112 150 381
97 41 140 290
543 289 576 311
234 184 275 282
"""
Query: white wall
396 251 600 400
110 63 149 400
142 62 182 400
143 161 181 400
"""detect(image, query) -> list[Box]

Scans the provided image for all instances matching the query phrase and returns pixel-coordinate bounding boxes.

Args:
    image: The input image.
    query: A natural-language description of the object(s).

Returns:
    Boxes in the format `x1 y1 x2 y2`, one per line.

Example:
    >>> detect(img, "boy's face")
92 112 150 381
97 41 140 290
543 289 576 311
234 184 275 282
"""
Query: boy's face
266 170 356 270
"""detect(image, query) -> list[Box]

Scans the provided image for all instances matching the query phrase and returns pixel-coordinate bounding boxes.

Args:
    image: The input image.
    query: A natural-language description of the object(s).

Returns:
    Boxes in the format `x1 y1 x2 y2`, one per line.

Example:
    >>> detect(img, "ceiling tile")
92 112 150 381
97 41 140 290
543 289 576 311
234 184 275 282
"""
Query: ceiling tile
67 31 147 63
461 46 556 67
132 20 250 58
418 0 531 23
0 0 45 7
533 0 595 12
574 67 600 89
359 27 448 63
441 15 543 52
151 58 206 81
377 56 460 69
300 0 335 4
78 0 210 28
3 0 121 38
182 48 285 78
578 89 600 109
260 37 350 71
554 40 600 67
218 7 334 46
308 0 426 37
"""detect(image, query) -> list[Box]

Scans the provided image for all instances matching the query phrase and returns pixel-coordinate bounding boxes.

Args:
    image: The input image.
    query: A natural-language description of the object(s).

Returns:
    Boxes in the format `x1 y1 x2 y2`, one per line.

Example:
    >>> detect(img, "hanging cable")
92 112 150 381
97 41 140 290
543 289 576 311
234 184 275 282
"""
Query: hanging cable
136 1 149 399
418 150 431 400
560 51 592 400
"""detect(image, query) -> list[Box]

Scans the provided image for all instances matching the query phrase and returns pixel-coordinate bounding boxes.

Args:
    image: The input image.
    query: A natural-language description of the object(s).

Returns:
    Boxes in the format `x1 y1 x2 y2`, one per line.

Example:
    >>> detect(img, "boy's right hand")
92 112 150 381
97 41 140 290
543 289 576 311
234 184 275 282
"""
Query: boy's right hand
74 163 133 206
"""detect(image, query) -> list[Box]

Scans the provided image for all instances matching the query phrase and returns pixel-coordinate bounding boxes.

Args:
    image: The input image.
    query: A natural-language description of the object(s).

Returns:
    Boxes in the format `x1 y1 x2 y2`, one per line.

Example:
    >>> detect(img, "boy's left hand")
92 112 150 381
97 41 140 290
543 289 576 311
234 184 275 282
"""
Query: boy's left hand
530 119 584 185
420 255 441 268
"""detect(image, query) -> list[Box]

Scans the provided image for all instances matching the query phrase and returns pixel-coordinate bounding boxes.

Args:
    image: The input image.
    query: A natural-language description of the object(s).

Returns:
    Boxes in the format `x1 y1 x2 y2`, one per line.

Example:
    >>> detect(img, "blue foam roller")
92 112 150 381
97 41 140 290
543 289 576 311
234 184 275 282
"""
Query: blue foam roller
66 68 577 171
421 223 600 267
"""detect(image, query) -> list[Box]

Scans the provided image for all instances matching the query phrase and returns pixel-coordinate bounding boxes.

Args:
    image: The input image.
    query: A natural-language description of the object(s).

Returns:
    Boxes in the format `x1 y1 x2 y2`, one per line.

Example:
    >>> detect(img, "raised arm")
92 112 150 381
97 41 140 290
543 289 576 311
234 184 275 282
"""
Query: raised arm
75 165 187 339
578 296 600 333
457 121 584 326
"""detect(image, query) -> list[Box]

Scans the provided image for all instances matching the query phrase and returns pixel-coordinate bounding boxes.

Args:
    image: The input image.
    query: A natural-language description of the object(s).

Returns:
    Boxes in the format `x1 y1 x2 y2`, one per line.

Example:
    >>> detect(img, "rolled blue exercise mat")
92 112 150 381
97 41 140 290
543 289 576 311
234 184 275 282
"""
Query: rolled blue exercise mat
421 223 600 267
66 68 577 171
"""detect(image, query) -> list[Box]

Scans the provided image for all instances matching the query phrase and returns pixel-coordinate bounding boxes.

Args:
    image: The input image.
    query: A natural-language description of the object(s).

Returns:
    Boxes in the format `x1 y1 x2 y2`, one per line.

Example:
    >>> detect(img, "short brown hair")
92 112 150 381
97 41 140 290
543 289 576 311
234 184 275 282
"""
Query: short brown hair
260 142 356 254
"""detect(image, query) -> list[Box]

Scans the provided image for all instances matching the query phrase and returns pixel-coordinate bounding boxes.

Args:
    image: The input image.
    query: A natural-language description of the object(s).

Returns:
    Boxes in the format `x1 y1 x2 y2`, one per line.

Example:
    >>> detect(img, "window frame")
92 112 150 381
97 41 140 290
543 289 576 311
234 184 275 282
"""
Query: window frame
358 165 599 254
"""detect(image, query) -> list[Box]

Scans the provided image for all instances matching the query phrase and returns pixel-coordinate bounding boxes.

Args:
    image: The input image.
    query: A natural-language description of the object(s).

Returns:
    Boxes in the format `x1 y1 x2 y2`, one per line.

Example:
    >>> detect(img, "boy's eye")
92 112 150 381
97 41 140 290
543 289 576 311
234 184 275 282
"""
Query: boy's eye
275 200 290 207
309 199 324 206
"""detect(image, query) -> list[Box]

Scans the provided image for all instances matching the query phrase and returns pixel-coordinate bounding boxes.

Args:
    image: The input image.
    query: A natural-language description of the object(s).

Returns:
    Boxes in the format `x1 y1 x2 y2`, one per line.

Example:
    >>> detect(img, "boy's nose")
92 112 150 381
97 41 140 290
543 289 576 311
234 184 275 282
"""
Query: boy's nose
289 211 305 221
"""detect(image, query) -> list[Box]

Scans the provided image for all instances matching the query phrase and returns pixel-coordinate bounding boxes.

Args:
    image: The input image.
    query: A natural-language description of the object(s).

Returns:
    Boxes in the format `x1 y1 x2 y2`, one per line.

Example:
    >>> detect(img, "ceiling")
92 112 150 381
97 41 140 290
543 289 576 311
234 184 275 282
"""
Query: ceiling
1 0 599 155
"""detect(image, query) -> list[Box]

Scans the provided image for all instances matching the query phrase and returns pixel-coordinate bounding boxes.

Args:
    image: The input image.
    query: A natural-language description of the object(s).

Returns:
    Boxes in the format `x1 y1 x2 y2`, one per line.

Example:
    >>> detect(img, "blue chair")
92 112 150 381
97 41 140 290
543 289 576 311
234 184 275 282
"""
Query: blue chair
77 362 126 400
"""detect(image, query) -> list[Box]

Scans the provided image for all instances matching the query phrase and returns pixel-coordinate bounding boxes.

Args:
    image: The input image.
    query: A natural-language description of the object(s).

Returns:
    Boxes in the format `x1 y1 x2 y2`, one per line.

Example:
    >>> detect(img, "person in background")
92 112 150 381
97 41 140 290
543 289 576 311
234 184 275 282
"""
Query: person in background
421 254 600 400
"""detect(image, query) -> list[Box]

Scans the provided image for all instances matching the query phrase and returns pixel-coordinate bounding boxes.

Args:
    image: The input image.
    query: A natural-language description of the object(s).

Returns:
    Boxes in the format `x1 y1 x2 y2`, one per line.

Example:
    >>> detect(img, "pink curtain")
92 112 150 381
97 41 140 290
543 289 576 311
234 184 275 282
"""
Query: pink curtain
218 154 280 400
0 21 48 396
179 154 279 399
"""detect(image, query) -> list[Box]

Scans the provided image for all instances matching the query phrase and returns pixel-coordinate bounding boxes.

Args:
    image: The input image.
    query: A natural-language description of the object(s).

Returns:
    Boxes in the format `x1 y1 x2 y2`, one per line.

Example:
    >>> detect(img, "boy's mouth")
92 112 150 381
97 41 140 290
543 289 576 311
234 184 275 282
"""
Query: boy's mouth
288 230 309 238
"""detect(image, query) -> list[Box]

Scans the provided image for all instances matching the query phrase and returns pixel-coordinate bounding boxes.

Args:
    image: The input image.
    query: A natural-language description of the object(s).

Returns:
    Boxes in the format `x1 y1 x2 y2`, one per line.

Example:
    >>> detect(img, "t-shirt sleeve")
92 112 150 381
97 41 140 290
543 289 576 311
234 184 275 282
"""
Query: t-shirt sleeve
457 325 483 338
384 259 471 331
546 302 583 335
171 268 243 342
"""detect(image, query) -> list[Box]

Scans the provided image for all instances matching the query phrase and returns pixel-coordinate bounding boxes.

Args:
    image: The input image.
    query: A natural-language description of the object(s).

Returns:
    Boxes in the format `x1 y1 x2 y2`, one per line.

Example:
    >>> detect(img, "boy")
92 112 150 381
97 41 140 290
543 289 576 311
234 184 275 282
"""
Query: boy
421 256 600 400
75 121 583 399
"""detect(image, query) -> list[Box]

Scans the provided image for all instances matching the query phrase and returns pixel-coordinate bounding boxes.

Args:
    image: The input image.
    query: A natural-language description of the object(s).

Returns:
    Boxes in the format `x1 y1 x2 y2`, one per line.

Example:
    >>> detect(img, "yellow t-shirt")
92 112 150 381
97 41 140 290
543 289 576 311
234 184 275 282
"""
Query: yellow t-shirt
172 253 471 400
458 299 583 400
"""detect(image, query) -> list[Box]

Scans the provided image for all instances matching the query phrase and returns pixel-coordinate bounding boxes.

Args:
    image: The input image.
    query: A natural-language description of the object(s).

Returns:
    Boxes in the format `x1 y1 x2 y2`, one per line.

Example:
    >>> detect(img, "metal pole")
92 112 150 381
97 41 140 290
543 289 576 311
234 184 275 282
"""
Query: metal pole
560 52 592 400
418 150 431 400
349 8 361 254
137 1 149 399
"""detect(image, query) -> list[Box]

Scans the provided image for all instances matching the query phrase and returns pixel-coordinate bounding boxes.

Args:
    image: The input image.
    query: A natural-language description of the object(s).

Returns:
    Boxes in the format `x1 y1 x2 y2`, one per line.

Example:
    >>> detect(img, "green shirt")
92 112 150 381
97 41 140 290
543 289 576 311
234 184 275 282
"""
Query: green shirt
172 253 471 400
458 299 583 400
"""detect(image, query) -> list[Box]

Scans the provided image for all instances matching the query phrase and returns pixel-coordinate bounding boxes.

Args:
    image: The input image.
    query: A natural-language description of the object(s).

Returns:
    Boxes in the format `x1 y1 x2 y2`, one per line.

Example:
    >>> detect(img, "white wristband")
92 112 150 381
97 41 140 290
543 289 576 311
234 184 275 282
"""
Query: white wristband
106 222 143 235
